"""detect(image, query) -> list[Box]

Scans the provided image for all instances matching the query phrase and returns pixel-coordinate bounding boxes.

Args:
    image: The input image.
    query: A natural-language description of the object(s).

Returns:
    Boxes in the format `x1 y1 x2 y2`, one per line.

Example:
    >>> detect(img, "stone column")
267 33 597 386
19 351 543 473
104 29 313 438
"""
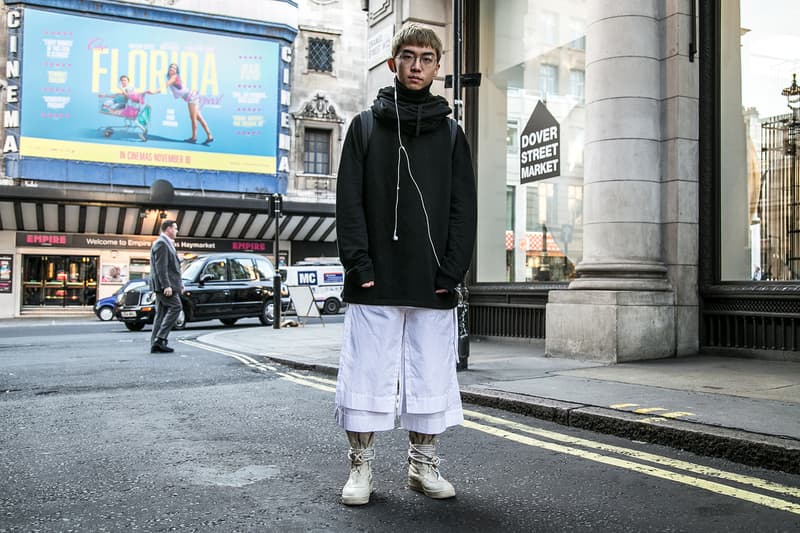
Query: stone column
546 0 676 362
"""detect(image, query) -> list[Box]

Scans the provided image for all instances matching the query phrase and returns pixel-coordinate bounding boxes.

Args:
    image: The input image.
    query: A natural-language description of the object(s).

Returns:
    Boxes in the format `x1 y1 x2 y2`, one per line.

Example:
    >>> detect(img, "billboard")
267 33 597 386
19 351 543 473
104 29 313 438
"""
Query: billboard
19 8 280 177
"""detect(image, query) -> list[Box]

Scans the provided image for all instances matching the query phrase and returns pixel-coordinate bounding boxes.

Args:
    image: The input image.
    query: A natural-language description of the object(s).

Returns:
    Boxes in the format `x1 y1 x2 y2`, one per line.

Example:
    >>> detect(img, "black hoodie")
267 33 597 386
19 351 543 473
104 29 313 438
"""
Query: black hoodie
335 81 477 309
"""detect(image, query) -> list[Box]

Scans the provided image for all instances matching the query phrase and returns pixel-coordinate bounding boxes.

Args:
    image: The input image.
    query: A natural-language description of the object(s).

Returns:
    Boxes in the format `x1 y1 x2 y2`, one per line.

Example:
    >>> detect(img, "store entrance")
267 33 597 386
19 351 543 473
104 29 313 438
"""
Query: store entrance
22 255 98 307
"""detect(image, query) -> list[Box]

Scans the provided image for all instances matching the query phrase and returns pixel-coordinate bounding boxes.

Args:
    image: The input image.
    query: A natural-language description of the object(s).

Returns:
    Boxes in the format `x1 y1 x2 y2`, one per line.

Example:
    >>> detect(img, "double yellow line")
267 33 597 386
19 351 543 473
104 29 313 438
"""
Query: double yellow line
181 339 336 393
183 339 800 515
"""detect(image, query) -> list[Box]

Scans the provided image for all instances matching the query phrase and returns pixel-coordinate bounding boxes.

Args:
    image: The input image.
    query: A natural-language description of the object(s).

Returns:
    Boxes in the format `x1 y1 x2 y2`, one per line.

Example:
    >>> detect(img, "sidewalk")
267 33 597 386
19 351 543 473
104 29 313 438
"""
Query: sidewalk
198 322 800 474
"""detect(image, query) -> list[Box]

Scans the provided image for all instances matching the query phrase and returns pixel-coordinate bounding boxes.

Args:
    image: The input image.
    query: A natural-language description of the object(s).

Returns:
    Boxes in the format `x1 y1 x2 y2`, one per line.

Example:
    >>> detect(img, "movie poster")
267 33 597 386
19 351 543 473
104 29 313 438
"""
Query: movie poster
19 8 280 176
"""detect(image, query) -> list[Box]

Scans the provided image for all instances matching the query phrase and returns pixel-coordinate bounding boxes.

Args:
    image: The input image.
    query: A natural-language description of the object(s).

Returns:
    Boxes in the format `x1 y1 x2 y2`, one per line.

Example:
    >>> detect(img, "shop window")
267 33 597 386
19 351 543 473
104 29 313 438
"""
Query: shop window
308 37 334 72
22 255 97 307
476 1 585 283
719 1 800 281
304 128 331 175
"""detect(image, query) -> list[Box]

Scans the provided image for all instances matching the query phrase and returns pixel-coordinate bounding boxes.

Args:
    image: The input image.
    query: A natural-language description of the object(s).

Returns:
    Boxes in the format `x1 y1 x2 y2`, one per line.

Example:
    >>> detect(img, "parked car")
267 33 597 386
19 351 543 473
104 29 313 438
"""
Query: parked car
114 253 290 331
95 279 148 321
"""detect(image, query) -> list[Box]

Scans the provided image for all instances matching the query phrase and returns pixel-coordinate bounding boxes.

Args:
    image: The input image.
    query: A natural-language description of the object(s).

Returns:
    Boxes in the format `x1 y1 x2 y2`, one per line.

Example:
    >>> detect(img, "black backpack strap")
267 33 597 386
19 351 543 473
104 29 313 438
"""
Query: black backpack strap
359 110 455 156
359 109 373 155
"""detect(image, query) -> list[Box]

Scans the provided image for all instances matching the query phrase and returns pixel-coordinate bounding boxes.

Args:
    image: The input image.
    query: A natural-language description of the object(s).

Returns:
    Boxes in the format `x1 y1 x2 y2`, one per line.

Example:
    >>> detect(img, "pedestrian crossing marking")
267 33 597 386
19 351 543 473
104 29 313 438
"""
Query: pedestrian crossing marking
184 339 800 515
610 403 639 409
633 407 668 414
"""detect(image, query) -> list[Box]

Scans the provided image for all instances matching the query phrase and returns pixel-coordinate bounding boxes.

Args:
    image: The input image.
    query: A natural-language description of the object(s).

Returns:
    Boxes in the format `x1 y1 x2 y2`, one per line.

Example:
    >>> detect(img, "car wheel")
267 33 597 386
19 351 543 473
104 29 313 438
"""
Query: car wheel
259 301 274 326
125 321 145 331
97 306 114 321
220 318 238 326
323 298 341 315
174 308 186 330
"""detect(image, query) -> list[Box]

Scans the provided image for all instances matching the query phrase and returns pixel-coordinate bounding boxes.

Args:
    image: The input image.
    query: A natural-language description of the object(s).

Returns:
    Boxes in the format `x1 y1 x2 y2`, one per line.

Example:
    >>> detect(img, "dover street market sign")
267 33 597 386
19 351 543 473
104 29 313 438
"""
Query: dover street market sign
520 101 561 184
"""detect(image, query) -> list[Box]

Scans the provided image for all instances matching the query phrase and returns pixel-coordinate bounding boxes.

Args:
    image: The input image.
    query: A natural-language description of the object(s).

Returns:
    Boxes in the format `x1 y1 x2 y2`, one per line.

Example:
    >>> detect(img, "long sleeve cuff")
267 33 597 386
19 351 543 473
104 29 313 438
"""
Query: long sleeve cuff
352 267 375 286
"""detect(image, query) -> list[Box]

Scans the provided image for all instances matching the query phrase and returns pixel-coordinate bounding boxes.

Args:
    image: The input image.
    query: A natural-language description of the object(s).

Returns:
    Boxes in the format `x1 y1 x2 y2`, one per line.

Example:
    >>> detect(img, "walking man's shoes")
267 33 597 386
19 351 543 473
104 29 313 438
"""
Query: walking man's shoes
150 339 174 353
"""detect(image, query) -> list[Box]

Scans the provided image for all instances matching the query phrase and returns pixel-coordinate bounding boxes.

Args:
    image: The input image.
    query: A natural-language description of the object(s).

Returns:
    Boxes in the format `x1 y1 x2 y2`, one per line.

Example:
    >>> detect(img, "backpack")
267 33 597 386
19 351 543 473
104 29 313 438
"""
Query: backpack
359 109 457 155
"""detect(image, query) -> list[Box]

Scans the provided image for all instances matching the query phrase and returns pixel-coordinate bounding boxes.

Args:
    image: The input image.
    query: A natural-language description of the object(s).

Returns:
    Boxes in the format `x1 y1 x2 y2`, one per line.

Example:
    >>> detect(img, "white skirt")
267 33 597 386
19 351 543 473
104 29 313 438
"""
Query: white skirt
334 303 464 434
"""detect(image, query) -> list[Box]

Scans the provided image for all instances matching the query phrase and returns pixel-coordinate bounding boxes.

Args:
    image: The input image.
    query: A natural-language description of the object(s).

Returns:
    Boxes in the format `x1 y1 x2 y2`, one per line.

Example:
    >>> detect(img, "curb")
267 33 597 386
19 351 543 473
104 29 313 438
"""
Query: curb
460 386 800 475
259 354 800 475
263 355 339 377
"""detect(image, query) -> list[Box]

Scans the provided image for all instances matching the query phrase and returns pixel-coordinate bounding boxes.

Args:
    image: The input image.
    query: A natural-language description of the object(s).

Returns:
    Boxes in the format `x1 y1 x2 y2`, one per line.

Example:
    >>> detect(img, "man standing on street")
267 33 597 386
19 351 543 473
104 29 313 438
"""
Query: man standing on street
149 219 183 353
334 24 477 505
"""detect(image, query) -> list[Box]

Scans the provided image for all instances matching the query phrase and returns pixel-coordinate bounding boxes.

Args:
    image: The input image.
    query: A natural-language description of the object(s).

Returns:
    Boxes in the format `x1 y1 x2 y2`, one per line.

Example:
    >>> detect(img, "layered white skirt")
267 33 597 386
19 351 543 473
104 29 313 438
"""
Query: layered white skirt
334 304 464 434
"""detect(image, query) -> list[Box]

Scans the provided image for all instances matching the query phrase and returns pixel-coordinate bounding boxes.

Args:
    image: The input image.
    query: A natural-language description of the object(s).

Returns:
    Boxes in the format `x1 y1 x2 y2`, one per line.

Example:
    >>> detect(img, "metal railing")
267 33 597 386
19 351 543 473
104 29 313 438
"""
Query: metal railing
467 283 564 339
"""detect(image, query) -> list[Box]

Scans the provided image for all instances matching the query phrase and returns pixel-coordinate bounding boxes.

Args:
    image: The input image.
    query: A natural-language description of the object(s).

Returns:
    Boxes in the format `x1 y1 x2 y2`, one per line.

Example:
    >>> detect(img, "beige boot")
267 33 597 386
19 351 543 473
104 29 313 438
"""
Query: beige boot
341 431 375 506
407 432 455 499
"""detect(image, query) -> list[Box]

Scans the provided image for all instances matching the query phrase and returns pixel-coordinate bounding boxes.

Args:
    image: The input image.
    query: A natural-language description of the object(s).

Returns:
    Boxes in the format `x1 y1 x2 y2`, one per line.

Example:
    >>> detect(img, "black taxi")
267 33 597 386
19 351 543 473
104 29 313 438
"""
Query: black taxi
115 252 290 331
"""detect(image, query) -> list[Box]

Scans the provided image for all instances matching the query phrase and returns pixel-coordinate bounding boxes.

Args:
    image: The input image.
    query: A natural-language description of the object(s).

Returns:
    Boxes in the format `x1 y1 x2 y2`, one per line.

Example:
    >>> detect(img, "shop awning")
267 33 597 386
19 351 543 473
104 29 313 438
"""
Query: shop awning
505 230 564 256
0 185 336 243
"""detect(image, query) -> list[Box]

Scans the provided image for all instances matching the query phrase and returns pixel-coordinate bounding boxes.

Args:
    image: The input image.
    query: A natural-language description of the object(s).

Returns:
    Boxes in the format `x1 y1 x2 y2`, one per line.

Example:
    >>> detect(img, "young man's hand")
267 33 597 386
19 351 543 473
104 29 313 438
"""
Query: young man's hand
361 281 375 288
163 287 173 297
435 289 448 294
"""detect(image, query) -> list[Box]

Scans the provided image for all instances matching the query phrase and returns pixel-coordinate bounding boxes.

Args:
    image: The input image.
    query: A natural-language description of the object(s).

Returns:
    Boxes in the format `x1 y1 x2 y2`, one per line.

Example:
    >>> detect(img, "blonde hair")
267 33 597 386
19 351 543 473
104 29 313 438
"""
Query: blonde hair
391 23 443 62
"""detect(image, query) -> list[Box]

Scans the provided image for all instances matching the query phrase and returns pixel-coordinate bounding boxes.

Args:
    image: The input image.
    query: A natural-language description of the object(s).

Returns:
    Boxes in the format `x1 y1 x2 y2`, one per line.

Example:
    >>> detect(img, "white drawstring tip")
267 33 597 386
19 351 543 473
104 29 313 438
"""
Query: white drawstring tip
393 234 399 241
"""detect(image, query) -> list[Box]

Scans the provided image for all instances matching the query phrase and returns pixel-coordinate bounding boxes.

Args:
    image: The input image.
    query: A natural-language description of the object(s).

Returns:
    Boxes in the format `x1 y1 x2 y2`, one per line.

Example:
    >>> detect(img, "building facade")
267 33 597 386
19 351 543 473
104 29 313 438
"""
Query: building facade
0 0 368 317
377 0 797 361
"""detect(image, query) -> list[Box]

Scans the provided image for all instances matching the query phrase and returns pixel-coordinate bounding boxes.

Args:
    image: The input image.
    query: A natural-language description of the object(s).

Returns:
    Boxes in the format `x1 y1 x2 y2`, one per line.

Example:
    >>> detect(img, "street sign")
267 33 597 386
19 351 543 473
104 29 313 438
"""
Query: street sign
520 101 561 184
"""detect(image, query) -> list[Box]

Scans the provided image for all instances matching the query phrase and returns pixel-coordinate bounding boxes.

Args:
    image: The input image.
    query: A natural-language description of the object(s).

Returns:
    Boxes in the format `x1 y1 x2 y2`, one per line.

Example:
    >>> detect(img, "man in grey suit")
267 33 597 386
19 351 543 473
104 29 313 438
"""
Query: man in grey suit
149 219 183 353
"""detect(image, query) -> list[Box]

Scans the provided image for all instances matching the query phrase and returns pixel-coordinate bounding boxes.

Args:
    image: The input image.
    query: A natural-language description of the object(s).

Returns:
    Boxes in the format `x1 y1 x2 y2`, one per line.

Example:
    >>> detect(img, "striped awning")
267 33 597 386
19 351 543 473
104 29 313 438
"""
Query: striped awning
0 185 336 243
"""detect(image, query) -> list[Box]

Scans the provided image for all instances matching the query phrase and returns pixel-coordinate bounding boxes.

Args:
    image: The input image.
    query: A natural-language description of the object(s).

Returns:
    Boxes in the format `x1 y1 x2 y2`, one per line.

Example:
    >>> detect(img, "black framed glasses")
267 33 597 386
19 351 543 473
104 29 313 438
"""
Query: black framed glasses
396 52 437 68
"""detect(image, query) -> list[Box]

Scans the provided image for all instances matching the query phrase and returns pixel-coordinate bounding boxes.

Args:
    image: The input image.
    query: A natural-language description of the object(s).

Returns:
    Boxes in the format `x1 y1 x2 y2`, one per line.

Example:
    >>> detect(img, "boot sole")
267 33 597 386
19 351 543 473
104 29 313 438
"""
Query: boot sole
341 491 372 506
408 479 456 499
341 496 370 506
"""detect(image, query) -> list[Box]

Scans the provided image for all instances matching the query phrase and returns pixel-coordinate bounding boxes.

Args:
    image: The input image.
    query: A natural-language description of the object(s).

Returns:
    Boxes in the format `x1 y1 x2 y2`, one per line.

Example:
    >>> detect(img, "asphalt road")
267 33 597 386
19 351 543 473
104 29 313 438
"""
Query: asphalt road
1 318 799 532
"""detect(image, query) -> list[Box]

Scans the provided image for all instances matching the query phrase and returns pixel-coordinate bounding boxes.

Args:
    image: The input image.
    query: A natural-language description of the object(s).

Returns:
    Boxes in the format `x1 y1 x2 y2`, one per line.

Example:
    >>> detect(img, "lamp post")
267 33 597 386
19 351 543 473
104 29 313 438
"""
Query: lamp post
270 193 282 329
782 75 800 274
782 73 800 156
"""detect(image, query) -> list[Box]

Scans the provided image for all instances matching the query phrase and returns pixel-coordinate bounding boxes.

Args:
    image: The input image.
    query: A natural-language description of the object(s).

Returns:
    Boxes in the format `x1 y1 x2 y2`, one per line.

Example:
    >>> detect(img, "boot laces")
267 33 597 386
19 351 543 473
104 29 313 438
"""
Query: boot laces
348 447 375 465
408 443 441 467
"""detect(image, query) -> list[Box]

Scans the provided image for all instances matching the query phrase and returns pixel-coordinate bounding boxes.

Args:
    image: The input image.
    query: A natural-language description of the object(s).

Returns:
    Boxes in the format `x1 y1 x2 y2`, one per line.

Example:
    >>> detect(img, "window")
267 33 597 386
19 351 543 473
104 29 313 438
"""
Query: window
304 128 331 174
254 257 275 281
308 37 333 72
539 64 559 96
506 121 519 154
506 186 515 230
525 187 541 232
540 11 559 46
569 69 585 103
476 2 585 283
230 258 257 281
568 18 586 50
202 260 227 281
719 1 800 281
